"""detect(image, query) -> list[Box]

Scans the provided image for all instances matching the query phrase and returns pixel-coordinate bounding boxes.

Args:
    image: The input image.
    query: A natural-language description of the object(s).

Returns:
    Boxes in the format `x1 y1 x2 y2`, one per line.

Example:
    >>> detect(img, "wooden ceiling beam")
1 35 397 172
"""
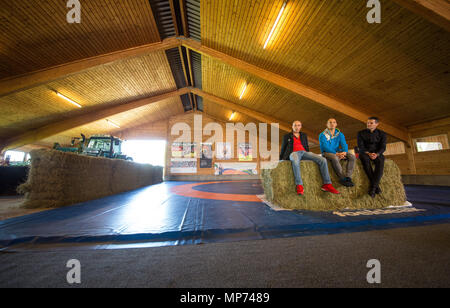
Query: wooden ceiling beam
169 0 180 36
179 0 190 37
0 37 181 98
190 88 320 145
0 88 189 153
392 0 450 32
181 38 410 142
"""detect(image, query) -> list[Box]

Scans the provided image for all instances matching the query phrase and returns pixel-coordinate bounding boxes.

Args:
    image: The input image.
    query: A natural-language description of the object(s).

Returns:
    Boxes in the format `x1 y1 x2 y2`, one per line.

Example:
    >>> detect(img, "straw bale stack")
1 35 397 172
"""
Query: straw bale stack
261 159 406 211
17 149 163 208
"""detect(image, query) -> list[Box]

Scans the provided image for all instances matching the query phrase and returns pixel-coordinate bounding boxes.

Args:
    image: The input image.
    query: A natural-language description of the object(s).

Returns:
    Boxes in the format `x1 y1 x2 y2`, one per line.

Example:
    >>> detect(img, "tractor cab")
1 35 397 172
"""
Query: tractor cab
83 135 132 160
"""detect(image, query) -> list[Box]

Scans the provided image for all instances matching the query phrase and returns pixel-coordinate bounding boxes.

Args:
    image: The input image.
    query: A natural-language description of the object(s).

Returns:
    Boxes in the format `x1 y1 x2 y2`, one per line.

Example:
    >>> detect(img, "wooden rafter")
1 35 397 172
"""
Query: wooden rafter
392 0 450 32
190 88 320 145
0 88 189 152
169 0 180 36
179 0 190 37
182 38 410 142
0 37 180 98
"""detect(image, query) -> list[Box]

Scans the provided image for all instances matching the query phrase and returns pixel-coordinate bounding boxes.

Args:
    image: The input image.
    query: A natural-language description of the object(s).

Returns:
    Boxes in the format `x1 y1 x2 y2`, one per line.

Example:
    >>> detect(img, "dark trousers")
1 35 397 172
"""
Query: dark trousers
359 153 385 188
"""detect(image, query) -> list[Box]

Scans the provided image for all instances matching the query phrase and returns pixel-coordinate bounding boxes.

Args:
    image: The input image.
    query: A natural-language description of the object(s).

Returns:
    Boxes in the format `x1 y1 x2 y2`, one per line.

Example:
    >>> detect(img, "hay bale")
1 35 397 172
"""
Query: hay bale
18 149 163 209
261 159 406 211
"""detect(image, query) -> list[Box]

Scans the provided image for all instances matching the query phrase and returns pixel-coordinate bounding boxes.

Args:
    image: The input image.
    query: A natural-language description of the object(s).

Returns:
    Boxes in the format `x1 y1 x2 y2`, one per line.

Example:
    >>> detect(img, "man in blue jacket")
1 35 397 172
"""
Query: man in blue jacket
319 118 356 187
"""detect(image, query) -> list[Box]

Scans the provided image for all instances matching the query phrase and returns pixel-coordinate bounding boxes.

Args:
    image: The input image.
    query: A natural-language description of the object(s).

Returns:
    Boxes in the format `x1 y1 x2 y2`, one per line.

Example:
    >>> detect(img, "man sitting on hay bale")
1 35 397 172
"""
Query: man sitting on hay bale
357 117 387 198
319 118 356 188
280 120 340 196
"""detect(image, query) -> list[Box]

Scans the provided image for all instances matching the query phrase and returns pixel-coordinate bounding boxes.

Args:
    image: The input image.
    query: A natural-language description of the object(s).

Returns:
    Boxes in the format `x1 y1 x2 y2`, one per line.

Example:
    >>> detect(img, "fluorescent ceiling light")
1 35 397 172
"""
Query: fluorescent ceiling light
239 83 248 100
229 112 236 121
263 1 288 49
55 92 82 108
106 119 121 128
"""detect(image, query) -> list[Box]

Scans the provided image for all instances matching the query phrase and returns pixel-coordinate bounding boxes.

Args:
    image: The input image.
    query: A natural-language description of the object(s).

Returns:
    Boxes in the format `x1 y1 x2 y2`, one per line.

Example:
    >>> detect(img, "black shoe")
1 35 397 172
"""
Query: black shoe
345 177 355 187
339 178 349 187
375 187 382 194
369 187 376 198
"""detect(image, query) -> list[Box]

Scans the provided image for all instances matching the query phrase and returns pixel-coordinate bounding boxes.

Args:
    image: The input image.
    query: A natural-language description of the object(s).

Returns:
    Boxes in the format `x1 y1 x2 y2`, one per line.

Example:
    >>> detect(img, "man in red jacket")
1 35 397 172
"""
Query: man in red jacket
280 121 340 195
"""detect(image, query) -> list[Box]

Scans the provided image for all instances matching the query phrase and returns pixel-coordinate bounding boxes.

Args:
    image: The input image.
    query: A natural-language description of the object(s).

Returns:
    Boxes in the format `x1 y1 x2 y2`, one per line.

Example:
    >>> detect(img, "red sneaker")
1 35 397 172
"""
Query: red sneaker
321 184 340 194
296 185 304 195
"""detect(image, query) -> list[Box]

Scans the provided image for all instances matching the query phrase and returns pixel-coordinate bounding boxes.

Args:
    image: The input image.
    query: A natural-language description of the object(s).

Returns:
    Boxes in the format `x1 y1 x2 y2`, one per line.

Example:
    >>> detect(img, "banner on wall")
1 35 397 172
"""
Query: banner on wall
171 158 197 173
171 142 183 158
216 142 232 160
238 143 253 161
214 163 258 175
200 143 213 168
182 142 197 158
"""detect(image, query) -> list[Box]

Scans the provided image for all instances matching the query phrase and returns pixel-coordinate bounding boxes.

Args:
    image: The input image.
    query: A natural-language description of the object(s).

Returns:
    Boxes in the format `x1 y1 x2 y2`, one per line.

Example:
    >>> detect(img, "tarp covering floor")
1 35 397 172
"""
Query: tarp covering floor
0 181 449 251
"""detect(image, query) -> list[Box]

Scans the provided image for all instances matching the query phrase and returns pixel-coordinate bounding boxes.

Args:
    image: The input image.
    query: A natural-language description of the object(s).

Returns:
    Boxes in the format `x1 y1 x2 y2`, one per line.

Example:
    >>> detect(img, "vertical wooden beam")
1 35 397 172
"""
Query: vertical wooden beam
405 133 417 175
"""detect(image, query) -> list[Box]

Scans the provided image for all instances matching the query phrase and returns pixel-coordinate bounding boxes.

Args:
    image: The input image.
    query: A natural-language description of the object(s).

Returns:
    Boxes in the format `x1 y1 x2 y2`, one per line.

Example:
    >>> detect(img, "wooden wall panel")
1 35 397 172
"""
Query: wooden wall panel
414 150 450 175
165 112 276 176
387 119 450 175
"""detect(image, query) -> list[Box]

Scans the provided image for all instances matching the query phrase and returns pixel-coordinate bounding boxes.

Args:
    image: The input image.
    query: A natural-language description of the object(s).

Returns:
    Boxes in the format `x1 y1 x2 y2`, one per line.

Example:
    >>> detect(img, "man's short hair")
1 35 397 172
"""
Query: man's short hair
368 116 379 123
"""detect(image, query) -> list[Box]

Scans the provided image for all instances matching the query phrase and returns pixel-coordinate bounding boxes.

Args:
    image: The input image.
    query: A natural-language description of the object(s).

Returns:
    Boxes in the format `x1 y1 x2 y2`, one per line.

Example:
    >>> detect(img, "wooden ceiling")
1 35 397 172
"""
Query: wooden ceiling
201 0 450 127
39 96 184 147
0 0 449 151
0 0 161 78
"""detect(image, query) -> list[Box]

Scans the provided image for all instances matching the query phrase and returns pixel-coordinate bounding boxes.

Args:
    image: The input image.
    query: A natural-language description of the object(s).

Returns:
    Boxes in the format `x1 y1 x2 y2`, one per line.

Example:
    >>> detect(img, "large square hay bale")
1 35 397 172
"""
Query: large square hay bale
17 149 163 208
261 159 406 211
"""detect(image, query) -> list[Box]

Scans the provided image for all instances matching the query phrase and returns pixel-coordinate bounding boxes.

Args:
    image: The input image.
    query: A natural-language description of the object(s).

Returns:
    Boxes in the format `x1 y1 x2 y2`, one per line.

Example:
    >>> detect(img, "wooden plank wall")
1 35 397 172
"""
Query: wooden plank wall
164 112 280 177
388 119 450 175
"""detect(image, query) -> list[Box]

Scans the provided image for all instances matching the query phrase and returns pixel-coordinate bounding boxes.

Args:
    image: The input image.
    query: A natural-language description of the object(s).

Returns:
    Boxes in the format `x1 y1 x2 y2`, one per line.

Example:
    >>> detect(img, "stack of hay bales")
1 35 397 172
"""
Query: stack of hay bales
261 159 406 211
17 149 163 209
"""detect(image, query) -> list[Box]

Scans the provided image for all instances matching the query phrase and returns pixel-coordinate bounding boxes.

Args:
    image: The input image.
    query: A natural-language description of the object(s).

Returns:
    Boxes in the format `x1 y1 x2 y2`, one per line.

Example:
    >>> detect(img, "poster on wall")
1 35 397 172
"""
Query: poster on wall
200 143 213 168
200 143 213 159
182 142 197 158
214 163 257 175
238 143 253 161
216 142 232 160
171 158 197 173
171 142 183 158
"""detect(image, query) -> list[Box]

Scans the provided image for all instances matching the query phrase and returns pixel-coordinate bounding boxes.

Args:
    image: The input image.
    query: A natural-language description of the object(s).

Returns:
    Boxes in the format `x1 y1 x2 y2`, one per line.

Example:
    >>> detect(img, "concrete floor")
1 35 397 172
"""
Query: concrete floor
1 223 449 288
0 196 45 221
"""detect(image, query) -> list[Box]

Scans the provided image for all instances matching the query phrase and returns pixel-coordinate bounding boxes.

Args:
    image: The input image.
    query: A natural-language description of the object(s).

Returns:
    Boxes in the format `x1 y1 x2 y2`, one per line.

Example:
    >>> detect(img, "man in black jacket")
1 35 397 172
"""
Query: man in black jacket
357 117 387 198
280 121 340 195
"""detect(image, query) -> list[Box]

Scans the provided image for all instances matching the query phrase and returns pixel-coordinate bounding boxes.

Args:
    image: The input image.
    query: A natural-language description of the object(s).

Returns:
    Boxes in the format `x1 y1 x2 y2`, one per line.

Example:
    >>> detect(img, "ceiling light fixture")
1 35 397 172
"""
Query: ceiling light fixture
229 112 236 121
55 92 82 108
263 1 288 49
106 119 121 128
239 83 248 100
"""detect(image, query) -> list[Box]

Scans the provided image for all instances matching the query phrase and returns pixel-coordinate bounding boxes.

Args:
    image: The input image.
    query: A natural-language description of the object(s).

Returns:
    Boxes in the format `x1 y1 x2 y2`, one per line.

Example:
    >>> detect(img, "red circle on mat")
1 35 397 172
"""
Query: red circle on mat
170 181 262 202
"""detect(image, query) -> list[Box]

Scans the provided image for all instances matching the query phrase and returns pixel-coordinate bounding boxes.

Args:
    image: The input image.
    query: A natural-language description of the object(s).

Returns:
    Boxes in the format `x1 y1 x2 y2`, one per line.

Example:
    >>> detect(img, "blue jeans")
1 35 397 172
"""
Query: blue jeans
289 151 332 185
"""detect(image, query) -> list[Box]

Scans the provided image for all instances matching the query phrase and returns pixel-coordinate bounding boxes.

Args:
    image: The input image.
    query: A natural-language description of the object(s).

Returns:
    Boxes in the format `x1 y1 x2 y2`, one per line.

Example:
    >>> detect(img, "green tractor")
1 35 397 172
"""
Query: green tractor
54 134 133 161
53 134 86 153
83 135 133 161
